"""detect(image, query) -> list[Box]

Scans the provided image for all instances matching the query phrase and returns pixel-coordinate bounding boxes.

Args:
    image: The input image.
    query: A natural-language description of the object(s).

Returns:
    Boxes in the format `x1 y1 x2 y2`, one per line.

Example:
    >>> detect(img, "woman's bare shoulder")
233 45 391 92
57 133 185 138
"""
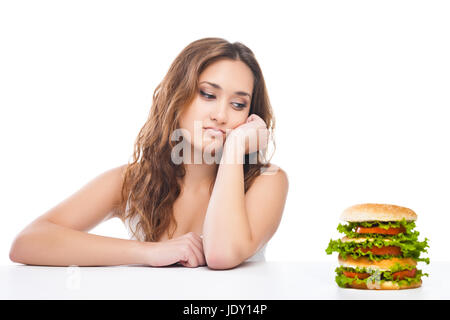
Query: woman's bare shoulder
260 163 282 175
30 163 131 232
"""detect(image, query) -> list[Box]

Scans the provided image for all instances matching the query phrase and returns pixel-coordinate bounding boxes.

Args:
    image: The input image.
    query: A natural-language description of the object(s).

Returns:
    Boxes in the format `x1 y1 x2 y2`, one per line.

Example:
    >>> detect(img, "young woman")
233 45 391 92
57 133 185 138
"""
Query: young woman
9 37 289 270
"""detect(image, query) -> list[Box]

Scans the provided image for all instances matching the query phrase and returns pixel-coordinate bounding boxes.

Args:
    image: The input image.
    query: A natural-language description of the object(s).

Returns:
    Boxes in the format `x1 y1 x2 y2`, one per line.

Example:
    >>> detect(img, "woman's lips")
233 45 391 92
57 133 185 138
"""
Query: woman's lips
203 127 226 136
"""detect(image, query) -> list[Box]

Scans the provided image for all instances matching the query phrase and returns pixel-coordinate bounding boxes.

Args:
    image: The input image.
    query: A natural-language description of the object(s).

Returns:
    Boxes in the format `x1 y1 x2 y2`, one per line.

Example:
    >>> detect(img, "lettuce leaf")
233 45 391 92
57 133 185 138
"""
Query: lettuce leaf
336 219 419 240
325 237 430 263
326 218 430 264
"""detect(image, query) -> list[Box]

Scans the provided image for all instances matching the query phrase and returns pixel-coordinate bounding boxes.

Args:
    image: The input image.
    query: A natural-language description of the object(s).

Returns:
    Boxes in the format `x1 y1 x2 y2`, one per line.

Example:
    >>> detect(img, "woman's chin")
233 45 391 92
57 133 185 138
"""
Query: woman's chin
190 141 223 153
202 137 225 147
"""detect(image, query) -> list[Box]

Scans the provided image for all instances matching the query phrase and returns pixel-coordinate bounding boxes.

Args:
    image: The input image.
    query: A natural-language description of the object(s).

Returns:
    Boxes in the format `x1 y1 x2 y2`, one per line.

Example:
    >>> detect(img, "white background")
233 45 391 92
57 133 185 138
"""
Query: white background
1 0 449 266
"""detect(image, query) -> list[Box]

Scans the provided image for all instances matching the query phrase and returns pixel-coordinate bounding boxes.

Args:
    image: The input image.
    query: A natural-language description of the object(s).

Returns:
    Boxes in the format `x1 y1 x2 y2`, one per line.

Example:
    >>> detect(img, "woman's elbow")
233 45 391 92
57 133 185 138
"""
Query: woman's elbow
205 252 243 270
9 236 25 264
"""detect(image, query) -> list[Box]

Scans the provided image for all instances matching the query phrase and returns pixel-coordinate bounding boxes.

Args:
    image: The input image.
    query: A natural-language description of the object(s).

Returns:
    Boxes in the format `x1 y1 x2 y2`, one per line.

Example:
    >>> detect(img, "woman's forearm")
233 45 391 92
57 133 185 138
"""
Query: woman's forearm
9 220 151 267
202 139 253 263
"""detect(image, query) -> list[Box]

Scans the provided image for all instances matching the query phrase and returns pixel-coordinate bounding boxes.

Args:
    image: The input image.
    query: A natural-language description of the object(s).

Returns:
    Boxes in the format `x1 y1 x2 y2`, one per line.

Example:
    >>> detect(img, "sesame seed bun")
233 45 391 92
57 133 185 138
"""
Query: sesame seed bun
340 203 417 222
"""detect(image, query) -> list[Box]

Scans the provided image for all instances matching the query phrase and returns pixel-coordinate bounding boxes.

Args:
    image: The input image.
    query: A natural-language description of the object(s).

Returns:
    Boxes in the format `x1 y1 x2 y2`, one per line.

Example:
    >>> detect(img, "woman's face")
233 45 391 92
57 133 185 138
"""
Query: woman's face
179 59 254 158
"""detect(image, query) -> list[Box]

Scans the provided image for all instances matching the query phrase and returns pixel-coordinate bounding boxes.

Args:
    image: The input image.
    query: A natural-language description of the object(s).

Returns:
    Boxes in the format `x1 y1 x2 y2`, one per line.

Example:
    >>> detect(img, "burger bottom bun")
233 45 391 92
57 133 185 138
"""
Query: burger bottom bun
346 279 422 290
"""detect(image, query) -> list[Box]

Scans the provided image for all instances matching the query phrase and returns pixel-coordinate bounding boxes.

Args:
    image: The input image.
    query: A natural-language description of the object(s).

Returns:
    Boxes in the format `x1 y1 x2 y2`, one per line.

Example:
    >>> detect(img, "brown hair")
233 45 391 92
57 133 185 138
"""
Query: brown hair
115 37 276 242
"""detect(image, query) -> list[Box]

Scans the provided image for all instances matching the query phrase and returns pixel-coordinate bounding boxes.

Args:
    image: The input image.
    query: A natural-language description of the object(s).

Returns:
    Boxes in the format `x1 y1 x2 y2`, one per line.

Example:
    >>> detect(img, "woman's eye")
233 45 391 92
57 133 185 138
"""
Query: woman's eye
232 102 246 109
200 90 215 99
200 90 246 109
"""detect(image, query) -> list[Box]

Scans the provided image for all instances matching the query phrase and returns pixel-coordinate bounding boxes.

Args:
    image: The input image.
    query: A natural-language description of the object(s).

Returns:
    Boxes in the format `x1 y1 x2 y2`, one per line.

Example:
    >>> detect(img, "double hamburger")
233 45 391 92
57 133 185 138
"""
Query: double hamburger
326 203 429 290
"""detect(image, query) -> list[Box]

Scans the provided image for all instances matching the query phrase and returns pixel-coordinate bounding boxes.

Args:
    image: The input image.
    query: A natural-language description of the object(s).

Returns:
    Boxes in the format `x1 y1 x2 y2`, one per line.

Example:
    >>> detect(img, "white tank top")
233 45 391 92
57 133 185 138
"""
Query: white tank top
123 200 267 262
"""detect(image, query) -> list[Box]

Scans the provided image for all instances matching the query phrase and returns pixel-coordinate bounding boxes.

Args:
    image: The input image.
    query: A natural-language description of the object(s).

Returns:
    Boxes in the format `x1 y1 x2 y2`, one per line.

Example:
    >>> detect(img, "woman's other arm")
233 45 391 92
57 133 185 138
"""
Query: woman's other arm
8 164 151 266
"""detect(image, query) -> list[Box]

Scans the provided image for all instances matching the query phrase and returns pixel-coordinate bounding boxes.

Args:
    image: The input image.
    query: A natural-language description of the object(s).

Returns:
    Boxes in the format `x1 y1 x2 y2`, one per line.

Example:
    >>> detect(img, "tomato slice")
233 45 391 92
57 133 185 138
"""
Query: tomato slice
356 246 402 256
356 226 406 235
342 271 371 279
392 268 417 280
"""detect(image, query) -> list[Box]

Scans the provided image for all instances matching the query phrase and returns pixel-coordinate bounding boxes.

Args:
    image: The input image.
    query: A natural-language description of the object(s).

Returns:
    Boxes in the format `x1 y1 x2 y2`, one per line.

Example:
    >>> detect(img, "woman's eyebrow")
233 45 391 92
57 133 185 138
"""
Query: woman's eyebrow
199 81 251 99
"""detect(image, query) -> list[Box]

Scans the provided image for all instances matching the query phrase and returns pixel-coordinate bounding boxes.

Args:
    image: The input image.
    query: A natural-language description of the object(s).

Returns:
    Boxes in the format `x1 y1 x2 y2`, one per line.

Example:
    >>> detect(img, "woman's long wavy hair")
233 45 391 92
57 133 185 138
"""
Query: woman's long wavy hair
114 37 276 242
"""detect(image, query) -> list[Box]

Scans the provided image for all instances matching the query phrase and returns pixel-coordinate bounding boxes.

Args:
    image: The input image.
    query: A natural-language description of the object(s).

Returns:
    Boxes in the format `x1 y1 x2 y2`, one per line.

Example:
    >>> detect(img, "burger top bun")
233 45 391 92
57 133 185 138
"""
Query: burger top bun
340 203 417 222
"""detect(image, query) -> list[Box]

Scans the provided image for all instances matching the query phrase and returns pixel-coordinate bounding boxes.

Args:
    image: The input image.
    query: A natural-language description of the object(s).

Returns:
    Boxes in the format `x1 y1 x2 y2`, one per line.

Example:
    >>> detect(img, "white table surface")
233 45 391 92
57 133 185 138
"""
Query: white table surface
0 261 447 300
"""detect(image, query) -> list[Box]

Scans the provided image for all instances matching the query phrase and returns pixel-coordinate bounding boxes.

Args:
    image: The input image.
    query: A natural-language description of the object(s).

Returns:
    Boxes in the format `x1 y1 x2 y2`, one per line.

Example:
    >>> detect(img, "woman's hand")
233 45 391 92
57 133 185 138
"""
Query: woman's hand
226 114 269 155
142 232 206 267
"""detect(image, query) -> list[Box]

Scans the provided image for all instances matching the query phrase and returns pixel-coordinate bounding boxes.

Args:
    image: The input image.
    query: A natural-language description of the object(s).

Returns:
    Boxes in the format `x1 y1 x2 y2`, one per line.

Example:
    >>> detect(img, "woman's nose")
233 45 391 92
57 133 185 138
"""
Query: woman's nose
210 102 228 124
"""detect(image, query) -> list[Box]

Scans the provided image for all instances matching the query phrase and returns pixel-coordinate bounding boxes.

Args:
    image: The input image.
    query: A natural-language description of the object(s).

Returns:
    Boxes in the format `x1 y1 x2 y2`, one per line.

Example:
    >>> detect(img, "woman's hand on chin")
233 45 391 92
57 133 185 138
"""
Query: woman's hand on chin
225 114 269 155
